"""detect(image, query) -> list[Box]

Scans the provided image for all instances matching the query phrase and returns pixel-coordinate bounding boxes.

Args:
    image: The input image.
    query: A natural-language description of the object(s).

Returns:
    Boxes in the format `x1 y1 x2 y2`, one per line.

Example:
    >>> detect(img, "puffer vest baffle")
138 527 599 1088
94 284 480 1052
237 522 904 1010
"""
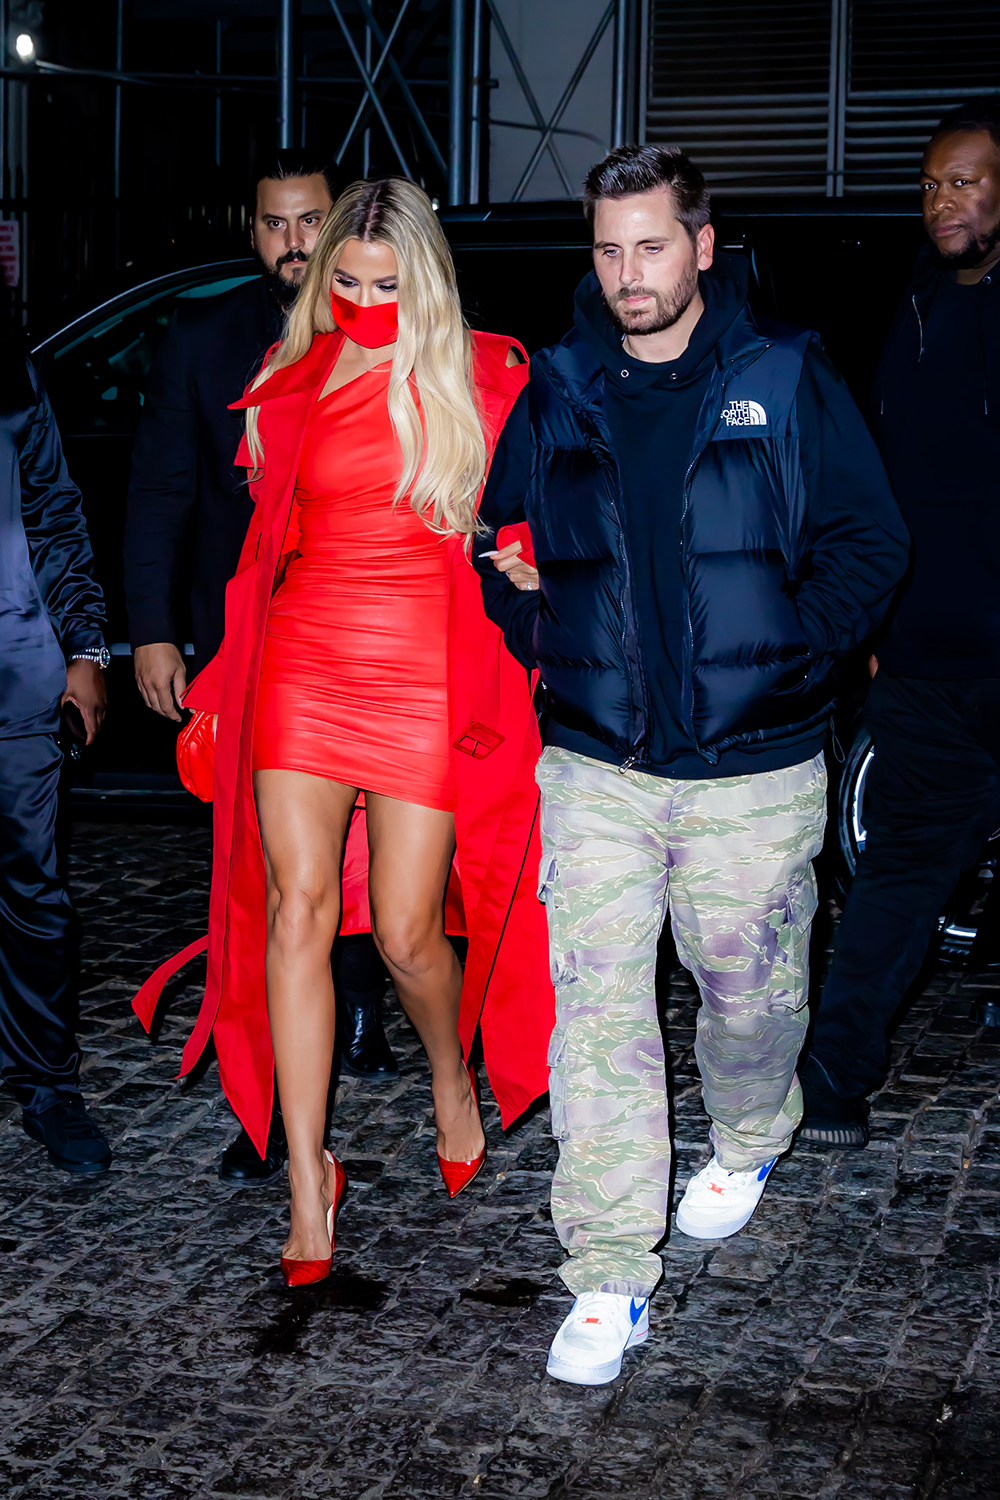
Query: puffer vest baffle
525 310 833 768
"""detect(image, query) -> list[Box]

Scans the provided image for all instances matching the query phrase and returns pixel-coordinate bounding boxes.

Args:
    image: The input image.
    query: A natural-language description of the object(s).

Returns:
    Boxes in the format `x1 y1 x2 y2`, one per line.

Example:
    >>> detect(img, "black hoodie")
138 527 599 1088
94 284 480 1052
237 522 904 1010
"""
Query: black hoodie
478 261 905 778
572 260 748 770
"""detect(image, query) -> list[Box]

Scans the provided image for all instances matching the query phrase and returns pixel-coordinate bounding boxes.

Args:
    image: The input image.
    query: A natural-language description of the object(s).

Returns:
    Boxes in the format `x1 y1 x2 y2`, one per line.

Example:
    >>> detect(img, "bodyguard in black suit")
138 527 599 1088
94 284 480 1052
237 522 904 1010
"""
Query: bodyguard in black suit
123 275 280 679
123 155 398 1184
0 351 112 1173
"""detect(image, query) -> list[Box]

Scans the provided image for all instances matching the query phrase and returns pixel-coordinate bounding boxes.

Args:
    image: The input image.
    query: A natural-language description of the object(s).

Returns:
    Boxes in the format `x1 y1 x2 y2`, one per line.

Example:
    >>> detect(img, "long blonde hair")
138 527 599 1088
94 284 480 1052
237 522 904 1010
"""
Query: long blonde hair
245 177 487 536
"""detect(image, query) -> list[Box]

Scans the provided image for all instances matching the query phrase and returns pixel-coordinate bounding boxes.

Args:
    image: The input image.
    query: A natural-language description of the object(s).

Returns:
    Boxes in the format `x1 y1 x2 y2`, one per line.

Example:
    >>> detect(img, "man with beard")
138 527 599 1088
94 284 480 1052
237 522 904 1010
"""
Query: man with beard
124 153 397 1186
799 99 1000 1147
474 144 907 1384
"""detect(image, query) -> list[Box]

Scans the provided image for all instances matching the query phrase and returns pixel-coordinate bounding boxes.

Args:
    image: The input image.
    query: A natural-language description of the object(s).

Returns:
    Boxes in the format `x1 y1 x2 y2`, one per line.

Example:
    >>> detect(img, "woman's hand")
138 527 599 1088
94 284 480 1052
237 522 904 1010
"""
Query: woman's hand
487 539 539 592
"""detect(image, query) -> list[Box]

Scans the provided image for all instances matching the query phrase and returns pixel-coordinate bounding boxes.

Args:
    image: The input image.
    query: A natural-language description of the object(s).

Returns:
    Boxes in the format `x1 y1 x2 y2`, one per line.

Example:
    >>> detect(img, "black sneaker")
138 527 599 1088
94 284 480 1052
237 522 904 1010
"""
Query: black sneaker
22 1097 112 1175
798 1055 870 1149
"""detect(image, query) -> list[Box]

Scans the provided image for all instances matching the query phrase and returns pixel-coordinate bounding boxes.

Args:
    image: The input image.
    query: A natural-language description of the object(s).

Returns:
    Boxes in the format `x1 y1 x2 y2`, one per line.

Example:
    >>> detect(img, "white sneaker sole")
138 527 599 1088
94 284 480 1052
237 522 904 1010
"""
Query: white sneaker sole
545 1323 648 1386
674 1198 762 1239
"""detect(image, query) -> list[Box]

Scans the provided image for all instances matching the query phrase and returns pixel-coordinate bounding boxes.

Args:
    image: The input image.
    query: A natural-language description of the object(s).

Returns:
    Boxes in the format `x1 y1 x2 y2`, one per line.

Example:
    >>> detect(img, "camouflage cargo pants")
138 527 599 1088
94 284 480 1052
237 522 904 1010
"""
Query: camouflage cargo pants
536 746 827 1298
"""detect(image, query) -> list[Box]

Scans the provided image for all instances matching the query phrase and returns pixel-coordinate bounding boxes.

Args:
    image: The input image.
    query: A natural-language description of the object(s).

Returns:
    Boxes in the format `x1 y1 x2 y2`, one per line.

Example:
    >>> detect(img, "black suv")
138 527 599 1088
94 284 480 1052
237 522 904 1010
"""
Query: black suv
32 197 993 950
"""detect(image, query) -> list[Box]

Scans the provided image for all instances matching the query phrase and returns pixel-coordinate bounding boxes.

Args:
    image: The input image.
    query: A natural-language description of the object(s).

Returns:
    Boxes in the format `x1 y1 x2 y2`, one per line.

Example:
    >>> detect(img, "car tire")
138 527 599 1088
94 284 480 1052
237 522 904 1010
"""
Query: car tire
832 722 997 960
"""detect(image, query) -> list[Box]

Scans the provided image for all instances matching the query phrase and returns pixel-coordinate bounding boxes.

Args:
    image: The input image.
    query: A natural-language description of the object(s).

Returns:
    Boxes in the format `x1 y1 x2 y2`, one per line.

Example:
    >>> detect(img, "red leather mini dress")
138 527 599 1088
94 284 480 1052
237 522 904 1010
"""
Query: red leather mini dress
252 365 455 811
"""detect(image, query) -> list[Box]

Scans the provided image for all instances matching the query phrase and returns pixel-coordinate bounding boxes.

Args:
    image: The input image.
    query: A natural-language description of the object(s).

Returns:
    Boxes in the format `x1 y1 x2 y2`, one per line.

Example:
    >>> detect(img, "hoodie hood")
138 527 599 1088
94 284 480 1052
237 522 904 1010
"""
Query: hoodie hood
573 252 751 392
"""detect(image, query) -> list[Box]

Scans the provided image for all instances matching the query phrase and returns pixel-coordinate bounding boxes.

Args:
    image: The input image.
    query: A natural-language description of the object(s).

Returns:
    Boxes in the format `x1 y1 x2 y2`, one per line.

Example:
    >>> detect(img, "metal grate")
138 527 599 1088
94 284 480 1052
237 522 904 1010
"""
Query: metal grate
845 0 1000 192
646 0 1000 196
646 1 834 194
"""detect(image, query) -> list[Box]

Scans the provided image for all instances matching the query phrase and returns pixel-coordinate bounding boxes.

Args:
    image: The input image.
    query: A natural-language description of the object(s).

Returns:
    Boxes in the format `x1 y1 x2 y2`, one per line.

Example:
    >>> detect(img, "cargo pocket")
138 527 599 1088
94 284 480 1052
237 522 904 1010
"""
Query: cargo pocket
537 851 578 991
766 873 818 1013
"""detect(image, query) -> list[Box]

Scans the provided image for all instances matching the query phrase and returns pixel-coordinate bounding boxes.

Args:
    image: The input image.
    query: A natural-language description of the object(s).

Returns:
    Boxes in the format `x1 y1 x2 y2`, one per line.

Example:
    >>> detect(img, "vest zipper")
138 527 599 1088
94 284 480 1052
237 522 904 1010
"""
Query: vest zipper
680 342 774 762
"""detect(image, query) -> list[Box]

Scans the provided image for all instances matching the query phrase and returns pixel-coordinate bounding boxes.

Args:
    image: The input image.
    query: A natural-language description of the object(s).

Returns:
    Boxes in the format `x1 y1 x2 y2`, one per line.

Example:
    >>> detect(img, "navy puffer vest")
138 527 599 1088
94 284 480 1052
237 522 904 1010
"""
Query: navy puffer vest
525 308 835 766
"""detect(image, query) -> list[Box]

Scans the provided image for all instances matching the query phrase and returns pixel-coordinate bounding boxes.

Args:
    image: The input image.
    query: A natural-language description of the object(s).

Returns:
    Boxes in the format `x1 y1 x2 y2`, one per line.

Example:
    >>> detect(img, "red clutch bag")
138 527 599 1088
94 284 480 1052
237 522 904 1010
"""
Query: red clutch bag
176 710 217 802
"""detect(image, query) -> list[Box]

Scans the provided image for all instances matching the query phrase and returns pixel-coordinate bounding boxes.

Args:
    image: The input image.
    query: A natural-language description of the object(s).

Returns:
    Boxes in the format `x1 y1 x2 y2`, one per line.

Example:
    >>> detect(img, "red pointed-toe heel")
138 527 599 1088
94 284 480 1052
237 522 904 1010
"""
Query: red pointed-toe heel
437 1065 487 1198
280 1150 347 1287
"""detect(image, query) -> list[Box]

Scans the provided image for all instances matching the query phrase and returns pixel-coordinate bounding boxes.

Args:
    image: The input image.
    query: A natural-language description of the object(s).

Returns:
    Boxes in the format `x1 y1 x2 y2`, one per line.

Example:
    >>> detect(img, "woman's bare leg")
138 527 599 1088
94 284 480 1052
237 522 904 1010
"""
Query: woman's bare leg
366 794 485 1164
254 769 358 1261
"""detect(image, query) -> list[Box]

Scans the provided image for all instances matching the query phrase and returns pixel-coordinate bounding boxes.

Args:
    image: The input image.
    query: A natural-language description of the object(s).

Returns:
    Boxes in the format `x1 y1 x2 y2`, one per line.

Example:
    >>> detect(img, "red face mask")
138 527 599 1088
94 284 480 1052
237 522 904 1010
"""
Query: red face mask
330 290 399 349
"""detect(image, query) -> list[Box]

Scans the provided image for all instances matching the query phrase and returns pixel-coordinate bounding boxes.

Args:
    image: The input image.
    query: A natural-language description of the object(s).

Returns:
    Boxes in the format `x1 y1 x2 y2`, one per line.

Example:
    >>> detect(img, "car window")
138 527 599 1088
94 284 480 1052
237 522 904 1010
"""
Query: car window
38 271 257 437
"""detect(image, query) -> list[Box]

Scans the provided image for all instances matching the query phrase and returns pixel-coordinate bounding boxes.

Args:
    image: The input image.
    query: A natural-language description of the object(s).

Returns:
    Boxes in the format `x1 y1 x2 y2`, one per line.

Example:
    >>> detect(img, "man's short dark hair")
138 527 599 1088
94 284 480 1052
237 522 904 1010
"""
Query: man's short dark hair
583 144 710 241
932 96 1000 151
251 150 338 212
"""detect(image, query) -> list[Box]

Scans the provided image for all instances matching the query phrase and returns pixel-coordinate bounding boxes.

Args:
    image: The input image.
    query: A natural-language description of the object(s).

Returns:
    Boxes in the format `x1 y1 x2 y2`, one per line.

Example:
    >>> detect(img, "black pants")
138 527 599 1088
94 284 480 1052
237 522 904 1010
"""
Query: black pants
0 733 81 1110
813 672 1000 1097
335 931 388 1001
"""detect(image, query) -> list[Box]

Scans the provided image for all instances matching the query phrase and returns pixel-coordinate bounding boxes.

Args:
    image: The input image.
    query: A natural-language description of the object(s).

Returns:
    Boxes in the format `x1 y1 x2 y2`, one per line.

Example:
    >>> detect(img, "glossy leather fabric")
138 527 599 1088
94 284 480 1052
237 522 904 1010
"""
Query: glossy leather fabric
253 366 455 811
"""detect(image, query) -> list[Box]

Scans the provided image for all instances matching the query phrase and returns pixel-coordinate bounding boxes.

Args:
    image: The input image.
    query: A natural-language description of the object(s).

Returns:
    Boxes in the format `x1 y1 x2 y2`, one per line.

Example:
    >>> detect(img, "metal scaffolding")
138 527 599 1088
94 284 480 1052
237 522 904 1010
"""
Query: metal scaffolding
11 0 639 206
0 0 640 327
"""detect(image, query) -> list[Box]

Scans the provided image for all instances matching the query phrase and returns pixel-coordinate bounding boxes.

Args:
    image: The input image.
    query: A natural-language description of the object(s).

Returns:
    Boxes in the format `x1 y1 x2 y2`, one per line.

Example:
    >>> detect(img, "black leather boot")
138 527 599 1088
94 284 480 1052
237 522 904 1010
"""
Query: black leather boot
334 934 398 1081
219 1099 286 1184
22 1095 112 1175
337 988 399 1079
798 1055 870 1149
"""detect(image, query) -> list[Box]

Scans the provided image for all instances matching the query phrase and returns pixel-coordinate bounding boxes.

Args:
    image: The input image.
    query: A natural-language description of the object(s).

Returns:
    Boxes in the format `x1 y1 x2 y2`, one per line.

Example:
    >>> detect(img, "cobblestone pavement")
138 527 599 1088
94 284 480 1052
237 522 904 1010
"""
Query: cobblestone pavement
1 822 999 1500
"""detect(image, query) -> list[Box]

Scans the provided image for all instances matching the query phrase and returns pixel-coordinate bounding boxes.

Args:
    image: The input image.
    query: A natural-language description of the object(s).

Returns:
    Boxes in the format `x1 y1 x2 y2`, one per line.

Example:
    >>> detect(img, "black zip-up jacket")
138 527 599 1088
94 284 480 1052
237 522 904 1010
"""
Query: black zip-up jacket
871 245 1000 679
475 263 909 771
0 358 106 737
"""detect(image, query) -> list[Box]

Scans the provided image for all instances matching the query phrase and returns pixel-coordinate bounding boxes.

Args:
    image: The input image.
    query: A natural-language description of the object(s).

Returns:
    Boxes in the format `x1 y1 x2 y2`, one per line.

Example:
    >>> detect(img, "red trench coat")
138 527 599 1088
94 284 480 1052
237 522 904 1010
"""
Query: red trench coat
133 329 554 1153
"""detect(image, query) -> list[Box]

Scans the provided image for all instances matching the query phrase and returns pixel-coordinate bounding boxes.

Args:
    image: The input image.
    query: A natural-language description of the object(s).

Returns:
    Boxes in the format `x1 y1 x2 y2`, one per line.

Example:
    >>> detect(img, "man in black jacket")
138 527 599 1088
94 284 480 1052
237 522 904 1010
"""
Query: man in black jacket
1 352 111 1173
800 99 1000 1147
123 153 396 1185
475 145 908 1386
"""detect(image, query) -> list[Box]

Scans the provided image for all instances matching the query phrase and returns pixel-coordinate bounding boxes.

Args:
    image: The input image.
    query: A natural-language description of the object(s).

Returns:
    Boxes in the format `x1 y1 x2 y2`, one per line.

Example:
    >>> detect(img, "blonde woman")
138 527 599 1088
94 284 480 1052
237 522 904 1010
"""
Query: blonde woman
149 178 554 1286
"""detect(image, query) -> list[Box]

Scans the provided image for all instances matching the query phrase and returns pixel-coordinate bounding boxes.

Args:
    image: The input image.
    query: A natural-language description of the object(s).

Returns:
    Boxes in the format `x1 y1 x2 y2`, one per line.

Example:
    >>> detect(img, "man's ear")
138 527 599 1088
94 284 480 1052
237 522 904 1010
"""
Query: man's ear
697 222 715 272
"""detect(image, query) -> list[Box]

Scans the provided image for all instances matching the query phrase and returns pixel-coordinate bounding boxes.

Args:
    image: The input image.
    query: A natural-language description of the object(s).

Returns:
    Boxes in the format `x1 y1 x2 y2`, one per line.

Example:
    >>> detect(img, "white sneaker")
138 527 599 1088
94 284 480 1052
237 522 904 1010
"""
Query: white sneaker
674 1155 777 1239
546 1291 649 1386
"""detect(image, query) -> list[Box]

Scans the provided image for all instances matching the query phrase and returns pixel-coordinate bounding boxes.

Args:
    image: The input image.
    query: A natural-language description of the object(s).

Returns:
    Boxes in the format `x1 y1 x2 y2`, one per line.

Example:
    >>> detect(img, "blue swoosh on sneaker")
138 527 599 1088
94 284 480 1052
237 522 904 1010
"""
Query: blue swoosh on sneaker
629 1298 647 1325
757 1157 777 1182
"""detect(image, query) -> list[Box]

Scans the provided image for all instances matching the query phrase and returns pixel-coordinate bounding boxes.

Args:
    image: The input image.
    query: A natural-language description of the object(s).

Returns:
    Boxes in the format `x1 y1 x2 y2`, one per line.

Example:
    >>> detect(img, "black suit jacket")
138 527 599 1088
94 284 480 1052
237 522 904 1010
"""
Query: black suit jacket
123 276 283 674
0 358 105 736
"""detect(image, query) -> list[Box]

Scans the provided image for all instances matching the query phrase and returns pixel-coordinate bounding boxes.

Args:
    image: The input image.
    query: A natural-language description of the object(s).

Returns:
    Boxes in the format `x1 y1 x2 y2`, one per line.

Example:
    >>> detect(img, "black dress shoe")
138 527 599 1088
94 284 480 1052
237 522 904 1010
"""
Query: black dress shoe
22 1097 112 1175
219 1121 287 1184
337 995 399 1080
798 1055 870 1149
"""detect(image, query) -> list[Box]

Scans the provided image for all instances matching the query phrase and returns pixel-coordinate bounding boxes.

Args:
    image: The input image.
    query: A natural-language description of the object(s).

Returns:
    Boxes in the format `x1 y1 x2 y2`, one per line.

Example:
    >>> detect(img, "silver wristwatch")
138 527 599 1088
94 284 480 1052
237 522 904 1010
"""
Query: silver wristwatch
71 647 111 670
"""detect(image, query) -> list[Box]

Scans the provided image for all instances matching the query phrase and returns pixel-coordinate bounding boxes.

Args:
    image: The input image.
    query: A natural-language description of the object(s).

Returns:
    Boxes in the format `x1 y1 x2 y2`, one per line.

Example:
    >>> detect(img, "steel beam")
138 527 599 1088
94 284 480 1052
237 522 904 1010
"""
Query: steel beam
468 0 484 202
611 0 628 147
351 0 446 175
448 0 468 205
511 1 615 202
484 0 574 197
278 0 294 149
327 0 413 177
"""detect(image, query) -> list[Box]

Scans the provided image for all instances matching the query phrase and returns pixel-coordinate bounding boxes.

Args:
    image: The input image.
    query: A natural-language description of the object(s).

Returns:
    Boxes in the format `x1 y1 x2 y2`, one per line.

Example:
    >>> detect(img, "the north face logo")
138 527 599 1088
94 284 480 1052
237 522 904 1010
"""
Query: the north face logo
720 399 767 427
